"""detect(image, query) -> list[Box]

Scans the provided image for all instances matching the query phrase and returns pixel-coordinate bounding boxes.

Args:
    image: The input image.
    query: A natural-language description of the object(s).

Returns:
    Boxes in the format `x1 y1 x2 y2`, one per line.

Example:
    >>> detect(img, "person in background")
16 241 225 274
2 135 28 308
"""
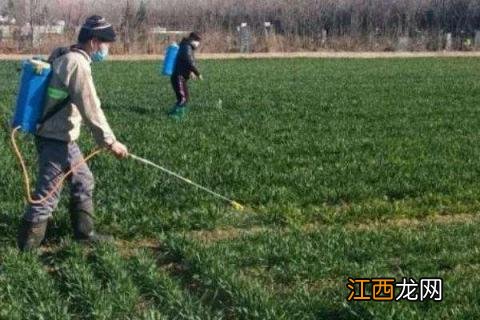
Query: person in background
17 15 129 251
168 32 203 120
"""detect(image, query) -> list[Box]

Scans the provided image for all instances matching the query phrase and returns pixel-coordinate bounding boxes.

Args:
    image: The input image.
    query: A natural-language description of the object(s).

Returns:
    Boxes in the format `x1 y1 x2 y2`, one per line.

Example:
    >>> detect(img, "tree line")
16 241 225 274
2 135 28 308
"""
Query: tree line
1 0 479 52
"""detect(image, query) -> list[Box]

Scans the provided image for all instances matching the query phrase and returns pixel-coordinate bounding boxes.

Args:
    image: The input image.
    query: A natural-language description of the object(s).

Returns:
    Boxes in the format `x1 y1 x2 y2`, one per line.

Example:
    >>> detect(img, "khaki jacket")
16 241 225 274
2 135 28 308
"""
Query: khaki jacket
37 48 116 147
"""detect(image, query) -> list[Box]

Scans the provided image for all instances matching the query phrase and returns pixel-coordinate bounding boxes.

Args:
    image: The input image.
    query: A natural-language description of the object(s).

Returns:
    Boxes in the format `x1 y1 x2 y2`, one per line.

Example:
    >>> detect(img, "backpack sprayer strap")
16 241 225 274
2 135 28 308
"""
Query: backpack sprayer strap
36 47 73 132
36 96 70 132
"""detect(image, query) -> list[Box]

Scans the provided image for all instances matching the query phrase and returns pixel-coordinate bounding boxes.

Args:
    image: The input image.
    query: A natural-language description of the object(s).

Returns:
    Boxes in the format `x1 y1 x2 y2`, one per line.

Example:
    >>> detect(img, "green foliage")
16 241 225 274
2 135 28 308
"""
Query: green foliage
0 249 70 319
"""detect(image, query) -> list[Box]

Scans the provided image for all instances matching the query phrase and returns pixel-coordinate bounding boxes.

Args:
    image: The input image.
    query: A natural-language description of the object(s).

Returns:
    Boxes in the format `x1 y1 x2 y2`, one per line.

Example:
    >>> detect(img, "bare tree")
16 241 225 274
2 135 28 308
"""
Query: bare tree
121 0 134 53
2 0 480 53
28 0 40 50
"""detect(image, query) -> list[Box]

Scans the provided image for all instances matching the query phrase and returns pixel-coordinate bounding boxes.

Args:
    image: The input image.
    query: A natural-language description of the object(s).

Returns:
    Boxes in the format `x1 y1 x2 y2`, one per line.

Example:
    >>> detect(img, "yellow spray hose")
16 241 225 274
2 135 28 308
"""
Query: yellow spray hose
129 154 245 211
10 126 244 210
10 126 101 205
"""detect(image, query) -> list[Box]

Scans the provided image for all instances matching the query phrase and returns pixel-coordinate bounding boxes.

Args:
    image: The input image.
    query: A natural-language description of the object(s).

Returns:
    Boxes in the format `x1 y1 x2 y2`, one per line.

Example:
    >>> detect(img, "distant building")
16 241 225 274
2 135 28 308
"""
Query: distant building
149 26 167 34
0 15 16 40
0 17 64 43
0 15 16 25
149 27 188 36
0 25 12 38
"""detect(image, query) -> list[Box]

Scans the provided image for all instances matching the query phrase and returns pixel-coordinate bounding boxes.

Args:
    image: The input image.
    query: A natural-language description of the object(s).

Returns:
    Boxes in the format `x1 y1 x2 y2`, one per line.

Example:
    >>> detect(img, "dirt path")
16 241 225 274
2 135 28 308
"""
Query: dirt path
187 212 480 244
38 212 479 257
1 51 480 61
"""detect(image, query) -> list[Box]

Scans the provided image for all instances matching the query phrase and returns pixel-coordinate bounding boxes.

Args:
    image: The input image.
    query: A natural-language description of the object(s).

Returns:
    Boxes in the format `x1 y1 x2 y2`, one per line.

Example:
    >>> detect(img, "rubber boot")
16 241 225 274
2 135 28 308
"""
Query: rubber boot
167 105 177 116
17 219 48 251
70 210 112 243
168 105 188 120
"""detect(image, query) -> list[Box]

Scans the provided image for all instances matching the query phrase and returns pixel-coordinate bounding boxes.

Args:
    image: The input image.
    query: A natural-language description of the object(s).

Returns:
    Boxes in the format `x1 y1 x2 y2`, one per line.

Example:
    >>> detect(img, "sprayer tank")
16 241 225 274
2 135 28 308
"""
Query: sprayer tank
12 59 52 134
162 42 179 76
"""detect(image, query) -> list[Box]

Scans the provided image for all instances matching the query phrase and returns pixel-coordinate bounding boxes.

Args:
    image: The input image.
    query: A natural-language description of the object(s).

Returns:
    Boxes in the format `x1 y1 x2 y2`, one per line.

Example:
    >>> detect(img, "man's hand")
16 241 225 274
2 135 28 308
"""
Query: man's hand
190 72 198 80
108 141 129 159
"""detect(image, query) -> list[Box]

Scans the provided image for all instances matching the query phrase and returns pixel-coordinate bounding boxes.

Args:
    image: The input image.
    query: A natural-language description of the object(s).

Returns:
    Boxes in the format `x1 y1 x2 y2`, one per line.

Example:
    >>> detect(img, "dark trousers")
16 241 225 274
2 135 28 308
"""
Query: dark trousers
171 75 189 107
23 136 95 223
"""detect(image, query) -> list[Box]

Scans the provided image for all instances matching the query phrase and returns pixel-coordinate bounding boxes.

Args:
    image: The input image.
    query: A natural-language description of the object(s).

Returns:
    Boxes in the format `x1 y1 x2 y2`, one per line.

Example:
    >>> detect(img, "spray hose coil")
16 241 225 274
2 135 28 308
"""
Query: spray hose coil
11 126 101 205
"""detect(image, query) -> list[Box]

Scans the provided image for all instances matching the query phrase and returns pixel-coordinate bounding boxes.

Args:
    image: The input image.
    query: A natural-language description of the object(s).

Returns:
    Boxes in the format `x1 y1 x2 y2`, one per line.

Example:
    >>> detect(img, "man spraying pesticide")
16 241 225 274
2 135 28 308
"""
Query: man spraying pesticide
11 23 243 251
166 32 203 120
13 16 129 251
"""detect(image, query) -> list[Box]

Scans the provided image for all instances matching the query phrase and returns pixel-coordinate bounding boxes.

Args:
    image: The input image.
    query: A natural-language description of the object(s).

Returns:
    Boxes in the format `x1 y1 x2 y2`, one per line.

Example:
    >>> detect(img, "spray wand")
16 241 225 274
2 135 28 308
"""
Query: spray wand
8 124 244 210
129 153 245 211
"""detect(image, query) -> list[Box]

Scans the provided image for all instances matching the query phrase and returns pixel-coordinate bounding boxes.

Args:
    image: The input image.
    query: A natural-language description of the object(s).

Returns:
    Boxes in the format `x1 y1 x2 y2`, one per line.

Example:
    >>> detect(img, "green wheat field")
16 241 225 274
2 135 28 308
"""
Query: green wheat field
1 57 480 319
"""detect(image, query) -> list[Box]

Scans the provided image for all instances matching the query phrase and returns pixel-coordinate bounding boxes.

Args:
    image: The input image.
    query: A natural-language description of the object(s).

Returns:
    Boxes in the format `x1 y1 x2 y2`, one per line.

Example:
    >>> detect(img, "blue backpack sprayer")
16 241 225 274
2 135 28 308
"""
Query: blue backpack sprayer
161 42 179 76
9 58 244 210
12 59 52 134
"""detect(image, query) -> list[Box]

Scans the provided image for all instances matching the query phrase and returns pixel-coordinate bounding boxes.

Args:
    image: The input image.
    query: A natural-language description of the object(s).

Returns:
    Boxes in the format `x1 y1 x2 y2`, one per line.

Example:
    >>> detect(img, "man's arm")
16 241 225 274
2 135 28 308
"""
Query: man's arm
185 45 200 77
66 62 128 158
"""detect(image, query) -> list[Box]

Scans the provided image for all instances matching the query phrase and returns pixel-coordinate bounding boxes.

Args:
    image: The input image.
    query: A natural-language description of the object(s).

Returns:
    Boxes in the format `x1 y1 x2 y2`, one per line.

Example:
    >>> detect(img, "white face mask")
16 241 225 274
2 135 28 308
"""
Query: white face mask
191 41 200 49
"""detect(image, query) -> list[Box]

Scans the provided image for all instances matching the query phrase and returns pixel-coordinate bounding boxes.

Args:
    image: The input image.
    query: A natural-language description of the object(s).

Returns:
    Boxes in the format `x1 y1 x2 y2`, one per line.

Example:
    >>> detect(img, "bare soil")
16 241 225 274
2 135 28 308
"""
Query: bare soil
1 51 480 61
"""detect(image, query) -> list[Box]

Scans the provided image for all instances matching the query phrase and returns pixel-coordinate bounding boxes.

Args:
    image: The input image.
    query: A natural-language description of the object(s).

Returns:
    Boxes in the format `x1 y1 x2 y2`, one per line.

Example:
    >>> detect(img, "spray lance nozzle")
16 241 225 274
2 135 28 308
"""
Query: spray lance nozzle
230 201 245 211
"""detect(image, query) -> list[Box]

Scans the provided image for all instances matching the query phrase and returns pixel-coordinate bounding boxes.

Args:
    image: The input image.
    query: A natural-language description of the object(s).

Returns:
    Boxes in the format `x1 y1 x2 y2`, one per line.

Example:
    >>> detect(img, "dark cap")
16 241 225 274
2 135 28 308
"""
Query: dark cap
78 15 116 43
189 32 202 41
